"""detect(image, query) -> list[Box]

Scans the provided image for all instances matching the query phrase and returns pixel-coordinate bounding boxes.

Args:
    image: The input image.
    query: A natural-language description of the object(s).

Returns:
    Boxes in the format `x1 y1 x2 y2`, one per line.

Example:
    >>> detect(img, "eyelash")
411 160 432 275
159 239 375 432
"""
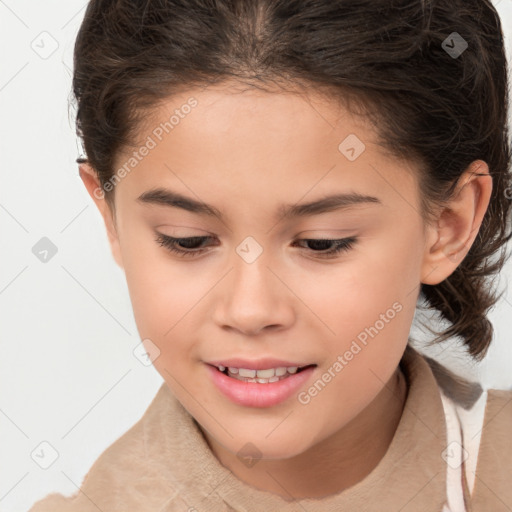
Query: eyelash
154 234 358 259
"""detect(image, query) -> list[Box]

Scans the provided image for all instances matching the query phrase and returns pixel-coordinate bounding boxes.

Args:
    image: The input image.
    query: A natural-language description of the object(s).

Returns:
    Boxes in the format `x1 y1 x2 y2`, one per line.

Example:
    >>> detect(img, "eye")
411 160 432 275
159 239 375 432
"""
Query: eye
155 234 358 259
155 234 214 258
291 236 358 258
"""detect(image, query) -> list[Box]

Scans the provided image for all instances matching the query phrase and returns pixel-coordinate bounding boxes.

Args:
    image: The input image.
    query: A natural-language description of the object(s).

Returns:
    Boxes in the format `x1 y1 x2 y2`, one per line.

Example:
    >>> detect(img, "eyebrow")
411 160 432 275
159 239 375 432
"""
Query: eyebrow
136 187 382 220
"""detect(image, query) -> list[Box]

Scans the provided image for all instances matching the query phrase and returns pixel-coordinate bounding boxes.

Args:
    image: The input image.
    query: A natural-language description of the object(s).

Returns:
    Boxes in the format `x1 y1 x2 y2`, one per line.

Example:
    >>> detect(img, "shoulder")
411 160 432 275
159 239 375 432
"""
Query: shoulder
28 384 181 512
419 349 512 510
28 492 83 512
470 387 512 511
27 424 150 512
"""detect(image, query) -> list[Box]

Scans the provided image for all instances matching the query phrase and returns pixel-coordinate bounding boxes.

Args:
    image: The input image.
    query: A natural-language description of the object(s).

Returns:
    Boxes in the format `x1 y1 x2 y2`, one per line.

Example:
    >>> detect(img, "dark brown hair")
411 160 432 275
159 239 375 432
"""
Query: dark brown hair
73 0 512 361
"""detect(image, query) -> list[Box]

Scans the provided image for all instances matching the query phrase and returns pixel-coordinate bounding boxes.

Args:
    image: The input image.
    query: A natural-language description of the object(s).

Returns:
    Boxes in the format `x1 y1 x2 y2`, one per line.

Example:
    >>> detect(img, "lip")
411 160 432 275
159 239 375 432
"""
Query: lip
206 363 316 408
206 358 313 370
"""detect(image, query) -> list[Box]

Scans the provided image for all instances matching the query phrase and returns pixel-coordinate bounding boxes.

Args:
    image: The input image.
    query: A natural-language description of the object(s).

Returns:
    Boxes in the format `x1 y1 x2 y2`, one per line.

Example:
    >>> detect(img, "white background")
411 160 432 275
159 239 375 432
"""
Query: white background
1 1 512 511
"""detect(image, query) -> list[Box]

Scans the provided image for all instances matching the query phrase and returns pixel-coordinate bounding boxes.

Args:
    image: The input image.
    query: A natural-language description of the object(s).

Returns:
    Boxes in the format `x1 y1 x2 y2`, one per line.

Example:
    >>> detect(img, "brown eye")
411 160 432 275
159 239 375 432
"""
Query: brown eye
292 237 357 258
155 235 213 257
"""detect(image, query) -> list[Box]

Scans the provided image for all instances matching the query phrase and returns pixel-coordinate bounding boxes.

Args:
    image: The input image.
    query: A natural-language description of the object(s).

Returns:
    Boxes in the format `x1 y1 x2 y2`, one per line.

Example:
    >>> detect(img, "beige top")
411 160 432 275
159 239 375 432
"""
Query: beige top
28 345 512 512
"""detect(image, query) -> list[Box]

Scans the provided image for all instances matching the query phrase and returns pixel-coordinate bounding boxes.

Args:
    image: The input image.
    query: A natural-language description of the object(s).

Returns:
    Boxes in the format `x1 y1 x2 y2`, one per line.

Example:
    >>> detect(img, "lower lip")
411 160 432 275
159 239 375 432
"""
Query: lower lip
206 364 316 408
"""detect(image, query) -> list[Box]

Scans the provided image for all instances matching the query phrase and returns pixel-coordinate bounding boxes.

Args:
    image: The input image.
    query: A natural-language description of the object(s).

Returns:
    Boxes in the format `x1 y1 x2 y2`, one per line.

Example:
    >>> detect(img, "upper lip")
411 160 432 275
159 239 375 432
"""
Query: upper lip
206 358 316 370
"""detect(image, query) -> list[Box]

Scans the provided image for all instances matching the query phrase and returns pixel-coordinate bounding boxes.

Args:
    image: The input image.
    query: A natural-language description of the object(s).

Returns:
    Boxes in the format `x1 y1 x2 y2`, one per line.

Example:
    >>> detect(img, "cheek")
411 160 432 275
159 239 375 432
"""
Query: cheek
298 234 419 383
123 256 205 385
304 242 417 337
119 229 203 347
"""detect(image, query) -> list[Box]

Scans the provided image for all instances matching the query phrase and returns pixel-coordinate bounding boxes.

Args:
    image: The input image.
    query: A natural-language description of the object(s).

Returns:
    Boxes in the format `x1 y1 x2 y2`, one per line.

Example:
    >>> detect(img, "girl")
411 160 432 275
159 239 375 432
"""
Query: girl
30 0 512 510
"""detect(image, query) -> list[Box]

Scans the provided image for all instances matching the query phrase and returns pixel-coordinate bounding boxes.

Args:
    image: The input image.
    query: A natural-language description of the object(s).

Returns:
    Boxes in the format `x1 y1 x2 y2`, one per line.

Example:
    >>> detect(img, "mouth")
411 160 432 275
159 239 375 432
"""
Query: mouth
210 363 317 384
206 362 318 408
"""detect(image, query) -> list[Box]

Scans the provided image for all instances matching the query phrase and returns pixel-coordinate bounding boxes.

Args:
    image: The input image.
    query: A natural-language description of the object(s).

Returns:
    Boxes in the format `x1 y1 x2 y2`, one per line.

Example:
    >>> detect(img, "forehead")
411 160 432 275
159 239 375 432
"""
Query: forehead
113 82 420 221
133 81 376 157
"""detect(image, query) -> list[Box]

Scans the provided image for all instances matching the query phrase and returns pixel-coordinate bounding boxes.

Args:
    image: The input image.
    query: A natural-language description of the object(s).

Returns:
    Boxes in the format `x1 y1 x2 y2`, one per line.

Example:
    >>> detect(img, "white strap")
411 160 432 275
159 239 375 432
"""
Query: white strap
439 388 488 511
453 390 488 495
440 390 467 512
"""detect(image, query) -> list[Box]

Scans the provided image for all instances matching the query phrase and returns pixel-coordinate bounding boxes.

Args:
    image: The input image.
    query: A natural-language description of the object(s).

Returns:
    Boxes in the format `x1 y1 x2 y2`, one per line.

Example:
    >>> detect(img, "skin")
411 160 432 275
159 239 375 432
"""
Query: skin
79 81 492 500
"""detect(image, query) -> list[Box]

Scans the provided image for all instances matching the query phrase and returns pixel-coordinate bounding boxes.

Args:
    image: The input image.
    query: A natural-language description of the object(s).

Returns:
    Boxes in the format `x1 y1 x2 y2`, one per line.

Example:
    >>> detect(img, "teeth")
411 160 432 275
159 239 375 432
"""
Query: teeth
254 368 274 378
218 364 310 383
244 376 283 384
238 368 256 378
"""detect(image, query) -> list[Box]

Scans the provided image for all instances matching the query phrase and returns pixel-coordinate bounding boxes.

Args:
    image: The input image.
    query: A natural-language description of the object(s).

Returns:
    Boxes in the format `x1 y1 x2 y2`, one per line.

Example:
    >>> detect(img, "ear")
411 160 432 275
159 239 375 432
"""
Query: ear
420 160 492 285
79 163 124 270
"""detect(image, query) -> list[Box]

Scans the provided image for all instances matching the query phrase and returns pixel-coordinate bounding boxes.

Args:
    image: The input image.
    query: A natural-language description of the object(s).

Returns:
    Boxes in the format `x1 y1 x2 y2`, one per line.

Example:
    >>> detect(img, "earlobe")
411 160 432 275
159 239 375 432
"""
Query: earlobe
79 163 124 270
420 160 492 285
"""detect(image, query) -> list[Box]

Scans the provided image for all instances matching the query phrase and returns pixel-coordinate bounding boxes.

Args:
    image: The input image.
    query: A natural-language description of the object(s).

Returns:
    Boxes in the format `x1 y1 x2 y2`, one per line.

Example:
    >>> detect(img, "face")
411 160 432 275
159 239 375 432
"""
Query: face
80 81 482 462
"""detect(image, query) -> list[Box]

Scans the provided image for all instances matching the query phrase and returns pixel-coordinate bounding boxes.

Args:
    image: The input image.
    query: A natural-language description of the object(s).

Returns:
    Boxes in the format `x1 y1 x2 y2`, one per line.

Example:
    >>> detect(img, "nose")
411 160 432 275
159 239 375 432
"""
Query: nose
212 253 295 336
